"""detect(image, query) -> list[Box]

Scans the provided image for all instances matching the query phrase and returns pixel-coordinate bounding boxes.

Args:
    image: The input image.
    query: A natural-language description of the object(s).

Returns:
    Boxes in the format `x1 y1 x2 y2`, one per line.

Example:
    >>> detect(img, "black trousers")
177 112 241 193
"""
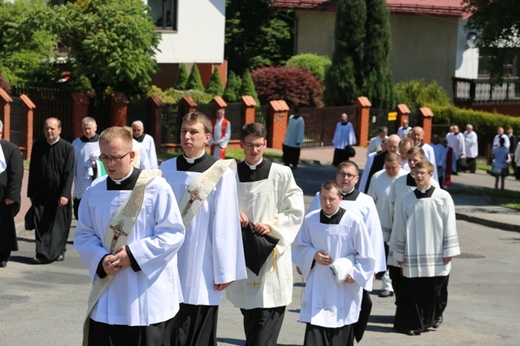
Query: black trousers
241 306 286 346
304 323 354 346
282 144 301 167
177 303 218 346
332 148 351 167
88 315 177 346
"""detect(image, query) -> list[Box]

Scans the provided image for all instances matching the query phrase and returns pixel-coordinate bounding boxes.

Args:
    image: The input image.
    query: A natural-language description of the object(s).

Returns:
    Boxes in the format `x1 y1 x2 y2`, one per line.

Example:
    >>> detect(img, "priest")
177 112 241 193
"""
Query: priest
28 117 74 264
0 120 24 268
74 126 185 344
160 111 247 346
226 122 305 345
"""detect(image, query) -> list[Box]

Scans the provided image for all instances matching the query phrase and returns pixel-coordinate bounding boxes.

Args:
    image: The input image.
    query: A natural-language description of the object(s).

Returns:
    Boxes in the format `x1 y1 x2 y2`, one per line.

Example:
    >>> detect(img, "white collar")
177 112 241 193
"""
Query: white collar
323 207 341 218
245 158 263 170
111 168 134 185
183 151 205 164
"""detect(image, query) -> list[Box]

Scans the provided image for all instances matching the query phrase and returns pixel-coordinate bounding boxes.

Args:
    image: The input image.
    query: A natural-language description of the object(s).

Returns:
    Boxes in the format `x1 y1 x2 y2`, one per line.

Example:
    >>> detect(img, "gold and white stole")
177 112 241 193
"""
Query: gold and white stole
179 159 237 227
82 169 160 346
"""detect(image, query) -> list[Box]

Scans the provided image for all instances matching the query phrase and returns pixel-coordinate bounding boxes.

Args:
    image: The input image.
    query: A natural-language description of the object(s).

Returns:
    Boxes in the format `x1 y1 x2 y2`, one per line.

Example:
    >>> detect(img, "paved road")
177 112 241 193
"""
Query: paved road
2 162 519 345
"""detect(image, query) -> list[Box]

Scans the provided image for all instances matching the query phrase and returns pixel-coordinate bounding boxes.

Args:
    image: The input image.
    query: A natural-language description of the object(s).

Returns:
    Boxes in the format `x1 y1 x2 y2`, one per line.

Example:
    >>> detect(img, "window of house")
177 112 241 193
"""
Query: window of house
150 0 178 31
478 55 518 78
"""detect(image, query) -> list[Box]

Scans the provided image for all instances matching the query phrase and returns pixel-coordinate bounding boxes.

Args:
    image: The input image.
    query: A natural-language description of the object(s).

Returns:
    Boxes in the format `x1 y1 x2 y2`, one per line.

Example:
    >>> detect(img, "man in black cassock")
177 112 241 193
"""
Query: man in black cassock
28 117 74 264
0 120 24 268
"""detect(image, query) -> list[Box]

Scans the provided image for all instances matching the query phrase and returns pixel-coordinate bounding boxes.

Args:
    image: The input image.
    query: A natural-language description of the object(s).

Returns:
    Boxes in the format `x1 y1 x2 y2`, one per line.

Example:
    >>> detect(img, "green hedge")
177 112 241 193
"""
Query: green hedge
430 103 520 158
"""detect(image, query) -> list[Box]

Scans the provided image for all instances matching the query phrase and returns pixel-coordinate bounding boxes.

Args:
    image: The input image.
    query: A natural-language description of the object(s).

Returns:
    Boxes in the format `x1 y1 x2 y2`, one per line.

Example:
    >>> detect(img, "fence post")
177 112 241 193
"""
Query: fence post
110 92 128 127
267 100 289 150
148 94 163 149
396 103 411 128
178 96 197 117
20 94 36 160
211 96 227 119
241 96 257 125
356 96 371 147
71 91 90 139
419 107 434 143
0 88 13 141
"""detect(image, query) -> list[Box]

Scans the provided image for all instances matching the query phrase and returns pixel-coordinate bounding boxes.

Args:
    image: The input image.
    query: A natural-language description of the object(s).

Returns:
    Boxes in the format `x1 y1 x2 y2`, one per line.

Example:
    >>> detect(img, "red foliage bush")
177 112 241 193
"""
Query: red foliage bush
251 66 323 107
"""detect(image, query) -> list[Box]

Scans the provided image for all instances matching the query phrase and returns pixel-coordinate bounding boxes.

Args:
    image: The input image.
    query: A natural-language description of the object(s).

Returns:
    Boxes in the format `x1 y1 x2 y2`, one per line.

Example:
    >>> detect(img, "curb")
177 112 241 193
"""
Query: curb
455 212 520 233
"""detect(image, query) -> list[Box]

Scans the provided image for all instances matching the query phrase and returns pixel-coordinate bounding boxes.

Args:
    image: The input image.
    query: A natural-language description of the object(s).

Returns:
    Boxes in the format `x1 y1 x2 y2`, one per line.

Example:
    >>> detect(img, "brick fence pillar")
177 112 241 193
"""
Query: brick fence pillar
211 96 227 118
419 107 434 143
0 88 13 141
20 94 36 160
148 94 163 148
356 96 371 147
110 92 128 127
71 91 90 139
396 103 411 129
267 100 289 150
241 96 257 125
178 96 197 117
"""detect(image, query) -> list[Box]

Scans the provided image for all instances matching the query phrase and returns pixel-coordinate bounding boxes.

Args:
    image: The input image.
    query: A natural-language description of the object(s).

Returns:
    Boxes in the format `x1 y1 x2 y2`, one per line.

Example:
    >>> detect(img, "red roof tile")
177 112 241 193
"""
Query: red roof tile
272 0 466 17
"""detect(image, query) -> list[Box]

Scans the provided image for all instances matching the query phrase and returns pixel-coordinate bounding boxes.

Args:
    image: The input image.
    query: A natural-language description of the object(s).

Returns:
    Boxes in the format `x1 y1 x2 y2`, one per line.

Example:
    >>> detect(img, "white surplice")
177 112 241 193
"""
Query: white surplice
160 157 247 306
138 134 159 169
226 163 305 309
292 209 375 328
74 174 185 326
308 191 386 285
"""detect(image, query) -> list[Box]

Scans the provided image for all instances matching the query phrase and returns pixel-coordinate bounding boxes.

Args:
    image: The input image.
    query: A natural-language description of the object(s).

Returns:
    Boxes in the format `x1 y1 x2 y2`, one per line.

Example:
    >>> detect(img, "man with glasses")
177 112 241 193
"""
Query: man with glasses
28 117 74 264
74 126 185 344
307 160 386 341
227 122 304 345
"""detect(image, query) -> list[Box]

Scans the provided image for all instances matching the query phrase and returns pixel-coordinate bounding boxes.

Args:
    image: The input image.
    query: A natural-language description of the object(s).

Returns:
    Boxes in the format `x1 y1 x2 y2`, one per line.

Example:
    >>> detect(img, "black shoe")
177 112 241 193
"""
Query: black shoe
55 253 65 262
403 329 422 336
31 256 52 265
433 316 443 328
378 290 394 298
0 261 7 268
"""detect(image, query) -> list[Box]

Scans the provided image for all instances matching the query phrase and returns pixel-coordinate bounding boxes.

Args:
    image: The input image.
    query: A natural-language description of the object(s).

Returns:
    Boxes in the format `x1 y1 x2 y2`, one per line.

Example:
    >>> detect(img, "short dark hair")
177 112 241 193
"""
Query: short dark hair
241 122 267 140
182 111 212 134
320 180 342 197
337 160 360 175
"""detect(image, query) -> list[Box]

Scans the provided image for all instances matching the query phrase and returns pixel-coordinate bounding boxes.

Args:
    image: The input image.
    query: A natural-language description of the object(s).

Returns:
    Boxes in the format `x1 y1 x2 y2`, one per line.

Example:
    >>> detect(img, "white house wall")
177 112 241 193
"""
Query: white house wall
148 0 226 64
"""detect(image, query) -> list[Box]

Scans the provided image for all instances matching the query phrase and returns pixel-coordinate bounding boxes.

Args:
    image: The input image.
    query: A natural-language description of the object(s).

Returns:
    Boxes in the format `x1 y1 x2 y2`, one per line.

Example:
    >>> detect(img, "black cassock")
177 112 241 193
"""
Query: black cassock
28 138 74 261
0 139 24 261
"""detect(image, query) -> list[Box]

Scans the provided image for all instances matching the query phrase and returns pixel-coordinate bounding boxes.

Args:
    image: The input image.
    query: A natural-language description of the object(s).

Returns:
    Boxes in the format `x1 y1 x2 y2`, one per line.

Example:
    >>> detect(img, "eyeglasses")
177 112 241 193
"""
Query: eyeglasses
337 172 358 179
243 141 264 149
99 152 131 163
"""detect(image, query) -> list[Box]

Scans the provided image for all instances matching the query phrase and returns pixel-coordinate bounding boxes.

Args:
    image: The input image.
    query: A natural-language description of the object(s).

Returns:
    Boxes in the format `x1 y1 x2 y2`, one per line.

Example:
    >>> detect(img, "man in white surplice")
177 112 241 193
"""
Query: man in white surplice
74 127 185 344
226 122 305 345
132 120 158 169
160 111 246 346
293 181 375 345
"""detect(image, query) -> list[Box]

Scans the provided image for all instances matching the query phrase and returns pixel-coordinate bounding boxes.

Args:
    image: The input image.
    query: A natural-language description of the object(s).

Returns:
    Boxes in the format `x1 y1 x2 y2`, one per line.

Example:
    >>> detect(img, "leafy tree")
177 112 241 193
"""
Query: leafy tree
175 64 189 90
0 0 57 86
324 0 366 106
54 0 160 98
225 0 293 75
0 70 10 91
222 71 242 102
186 64 204 91
240 70 260 104
205 68 224 96
396 79 450 112
362 0 396 109
285 53 331 82
252 66 323 107
463 0 520 82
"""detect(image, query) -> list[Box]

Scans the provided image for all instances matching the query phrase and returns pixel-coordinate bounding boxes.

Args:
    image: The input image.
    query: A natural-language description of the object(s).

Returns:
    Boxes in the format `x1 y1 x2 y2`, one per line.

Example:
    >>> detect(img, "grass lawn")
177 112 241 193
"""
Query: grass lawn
448 185 520 210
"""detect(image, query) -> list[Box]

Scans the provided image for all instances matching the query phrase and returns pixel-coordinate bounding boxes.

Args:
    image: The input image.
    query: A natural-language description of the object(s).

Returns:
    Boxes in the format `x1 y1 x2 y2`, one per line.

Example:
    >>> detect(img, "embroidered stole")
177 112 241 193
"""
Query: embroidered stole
179 159 236 227
82 170 161 346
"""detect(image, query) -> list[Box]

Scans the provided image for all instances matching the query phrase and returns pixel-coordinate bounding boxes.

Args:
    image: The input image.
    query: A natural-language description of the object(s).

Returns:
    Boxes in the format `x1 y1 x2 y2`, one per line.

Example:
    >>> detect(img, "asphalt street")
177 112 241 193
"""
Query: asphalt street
1 162 519 345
